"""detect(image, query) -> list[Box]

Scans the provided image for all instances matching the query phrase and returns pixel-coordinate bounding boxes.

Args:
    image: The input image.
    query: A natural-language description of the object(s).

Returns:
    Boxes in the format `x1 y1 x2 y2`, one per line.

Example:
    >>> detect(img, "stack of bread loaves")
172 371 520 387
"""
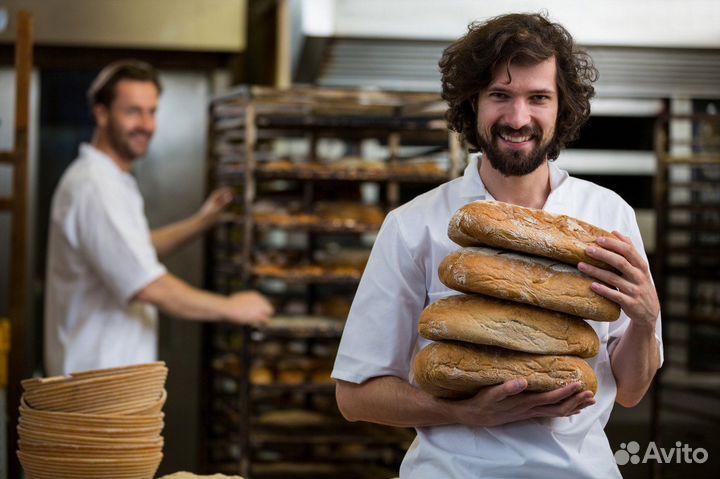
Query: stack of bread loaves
413 201 621 399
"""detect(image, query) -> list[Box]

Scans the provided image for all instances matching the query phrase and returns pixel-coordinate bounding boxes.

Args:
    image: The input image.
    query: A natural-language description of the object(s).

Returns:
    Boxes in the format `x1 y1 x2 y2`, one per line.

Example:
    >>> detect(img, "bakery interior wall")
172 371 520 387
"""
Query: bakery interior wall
0 0 718 477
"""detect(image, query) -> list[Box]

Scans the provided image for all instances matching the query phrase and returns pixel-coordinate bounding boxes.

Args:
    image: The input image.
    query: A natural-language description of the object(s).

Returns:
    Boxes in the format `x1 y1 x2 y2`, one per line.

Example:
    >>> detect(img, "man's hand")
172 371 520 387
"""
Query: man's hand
198 187 235 226
578 231 661 407
224 290 274 327
578 231 660 328
446 379 596 427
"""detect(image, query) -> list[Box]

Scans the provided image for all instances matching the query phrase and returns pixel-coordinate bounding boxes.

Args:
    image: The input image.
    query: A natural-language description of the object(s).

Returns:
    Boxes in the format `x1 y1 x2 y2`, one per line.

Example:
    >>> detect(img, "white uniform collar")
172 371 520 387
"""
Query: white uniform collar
458 155 489 199
79 143 136 184
545 158 570 210
457 154 570 209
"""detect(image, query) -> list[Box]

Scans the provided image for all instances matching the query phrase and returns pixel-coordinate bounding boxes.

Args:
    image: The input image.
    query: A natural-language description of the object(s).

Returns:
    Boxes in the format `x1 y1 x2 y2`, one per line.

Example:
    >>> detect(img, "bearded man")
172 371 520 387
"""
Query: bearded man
332 13 662 478
45 60 273 376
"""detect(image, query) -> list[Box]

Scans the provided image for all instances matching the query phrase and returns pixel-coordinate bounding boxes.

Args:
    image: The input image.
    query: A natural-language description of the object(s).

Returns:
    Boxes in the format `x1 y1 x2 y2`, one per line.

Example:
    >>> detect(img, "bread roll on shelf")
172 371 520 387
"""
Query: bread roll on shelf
276 370 306 385
250 367 274 385
419 294 599 358
413 341 598 399
439 247 620 322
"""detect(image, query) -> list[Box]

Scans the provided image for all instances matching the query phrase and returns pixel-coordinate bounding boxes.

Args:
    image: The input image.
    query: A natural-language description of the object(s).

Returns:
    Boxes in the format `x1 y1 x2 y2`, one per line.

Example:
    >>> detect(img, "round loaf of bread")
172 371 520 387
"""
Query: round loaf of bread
448 200 613 270
413 341 598 399
419 294 600 358
438 247 620 322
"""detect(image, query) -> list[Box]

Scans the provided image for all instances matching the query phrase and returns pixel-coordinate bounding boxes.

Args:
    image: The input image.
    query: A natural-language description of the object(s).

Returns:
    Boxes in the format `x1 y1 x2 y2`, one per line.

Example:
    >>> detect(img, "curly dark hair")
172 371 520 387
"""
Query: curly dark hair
439 13 598 160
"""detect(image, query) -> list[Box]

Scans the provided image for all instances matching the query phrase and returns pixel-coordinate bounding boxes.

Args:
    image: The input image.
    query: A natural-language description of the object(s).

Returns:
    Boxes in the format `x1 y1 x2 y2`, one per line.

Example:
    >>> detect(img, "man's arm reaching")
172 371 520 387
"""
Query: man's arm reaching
151 187 234 259
134 273 273 326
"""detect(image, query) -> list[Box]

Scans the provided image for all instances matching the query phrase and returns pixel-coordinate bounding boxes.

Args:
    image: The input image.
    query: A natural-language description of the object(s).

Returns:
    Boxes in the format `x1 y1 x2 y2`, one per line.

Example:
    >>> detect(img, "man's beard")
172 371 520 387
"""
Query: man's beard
477 123 553 177
107 120 152 162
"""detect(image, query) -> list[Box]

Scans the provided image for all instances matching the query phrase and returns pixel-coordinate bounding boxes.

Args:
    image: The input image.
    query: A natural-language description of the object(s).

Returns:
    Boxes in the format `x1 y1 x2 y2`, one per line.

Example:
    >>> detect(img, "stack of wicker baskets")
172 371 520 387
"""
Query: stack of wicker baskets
17 362 168 479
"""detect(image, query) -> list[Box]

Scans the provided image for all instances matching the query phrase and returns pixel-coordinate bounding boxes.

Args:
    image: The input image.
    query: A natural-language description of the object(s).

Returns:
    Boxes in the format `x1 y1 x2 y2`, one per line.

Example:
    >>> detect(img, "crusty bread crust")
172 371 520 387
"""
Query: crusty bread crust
438 247 620 322
413 341 598 399
448 200 613 270
419 294 600 358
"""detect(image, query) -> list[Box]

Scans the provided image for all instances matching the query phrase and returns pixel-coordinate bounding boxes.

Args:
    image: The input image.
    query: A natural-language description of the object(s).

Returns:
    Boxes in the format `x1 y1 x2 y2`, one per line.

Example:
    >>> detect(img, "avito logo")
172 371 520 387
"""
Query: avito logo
615 441 708 465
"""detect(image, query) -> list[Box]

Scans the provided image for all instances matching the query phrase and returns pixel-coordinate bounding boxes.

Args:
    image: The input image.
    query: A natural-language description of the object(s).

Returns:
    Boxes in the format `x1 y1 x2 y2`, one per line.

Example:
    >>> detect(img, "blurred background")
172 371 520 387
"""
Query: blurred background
0 1 718 478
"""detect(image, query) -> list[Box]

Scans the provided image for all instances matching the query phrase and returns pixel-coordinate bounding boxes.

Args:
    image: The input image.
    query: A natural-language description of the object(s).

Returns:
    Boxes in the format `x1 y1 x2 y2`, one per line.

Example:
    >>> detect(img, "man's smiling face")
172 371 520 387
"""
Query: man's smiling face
475 56 559 176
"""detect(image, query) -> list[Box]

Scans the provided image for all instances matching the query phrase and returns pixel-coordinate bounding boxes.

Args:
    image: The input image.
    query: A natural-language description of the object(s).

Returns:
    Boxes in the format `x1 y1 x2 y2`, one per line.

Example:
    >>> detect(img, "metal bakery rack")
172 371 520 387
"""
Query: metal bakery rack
201 86 464 478
651 112 720 479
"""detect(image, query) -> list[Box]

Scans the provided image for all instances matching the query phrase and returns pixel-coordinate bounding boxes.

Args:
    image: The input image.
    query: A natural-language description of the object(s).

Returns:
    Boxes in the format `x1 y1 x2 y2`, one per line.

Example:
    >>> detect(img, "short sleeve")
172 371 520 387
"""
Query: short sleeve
332 212 427 384
74 184 166 305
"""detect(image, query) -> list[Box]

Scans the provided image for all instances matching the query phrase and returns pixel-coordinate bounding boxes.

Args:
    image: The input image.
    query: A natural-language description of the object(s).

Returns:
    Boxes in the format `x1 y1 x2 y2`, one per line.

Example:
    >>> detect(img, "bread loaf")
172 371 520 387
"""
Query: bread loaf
448 201 613 270
419 294 600 358
438 247 620 321
413 341 598 399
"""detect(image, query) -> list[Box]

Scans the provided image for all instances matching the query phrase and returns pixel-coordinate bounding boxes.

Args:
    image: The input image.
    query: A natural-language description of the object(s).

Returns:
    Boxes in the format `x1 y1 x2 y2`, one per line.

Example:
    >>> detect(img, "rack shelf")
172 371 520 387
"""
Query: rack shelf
254 221 380 234
250 269 363 284
250 383 337 395
202 86 460 478
215 164 450 183
651 112 720 478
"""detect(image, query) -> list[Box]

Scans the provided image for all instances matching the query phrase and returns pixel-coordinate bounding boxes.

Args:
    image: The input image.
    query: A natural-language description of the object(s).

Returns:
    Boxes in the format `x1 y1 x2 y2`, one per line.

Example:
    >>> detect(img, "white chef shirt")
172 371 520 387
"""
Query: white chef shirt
44 143 167 376
332 155 664 479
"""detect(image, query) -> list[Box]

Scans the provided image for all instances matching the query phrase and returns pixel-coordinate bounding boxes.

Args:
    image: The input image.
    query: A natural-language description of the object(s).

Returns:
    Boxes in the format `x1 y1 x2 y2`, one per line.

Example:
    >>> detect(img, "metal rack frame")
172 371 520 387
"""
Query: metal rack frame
202 86 463 478
651 112 720 479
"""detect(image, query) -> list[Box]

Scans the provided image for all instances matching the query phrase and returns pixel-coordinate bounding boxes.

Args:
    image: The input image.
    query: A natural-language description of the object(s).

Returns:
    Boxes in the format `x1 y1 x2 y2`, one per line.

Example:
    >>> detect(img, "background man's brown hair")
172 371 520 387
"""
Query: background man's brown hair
87 59 162 109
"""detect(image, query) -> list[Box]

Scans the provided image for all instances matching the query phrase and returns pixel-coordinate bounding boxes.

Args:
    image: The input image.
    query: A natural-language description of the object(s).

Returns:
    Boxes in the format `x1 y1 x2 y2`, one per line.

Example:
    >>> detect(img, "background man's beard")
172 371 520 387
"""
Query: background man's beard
108 122 151 162
477 126 553 177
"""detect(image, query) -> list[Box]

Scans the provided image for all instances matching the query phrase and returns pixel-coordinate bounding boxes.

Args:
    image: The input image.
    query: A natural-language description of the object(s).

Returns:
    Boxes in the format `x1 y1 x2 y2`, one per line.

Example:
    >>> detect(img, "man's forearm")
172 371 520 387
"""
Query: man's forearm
151 214 209 259
135 273 273 326
336 373 597 429
135 273 227 321
336 376 454 427
610 319 661 407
